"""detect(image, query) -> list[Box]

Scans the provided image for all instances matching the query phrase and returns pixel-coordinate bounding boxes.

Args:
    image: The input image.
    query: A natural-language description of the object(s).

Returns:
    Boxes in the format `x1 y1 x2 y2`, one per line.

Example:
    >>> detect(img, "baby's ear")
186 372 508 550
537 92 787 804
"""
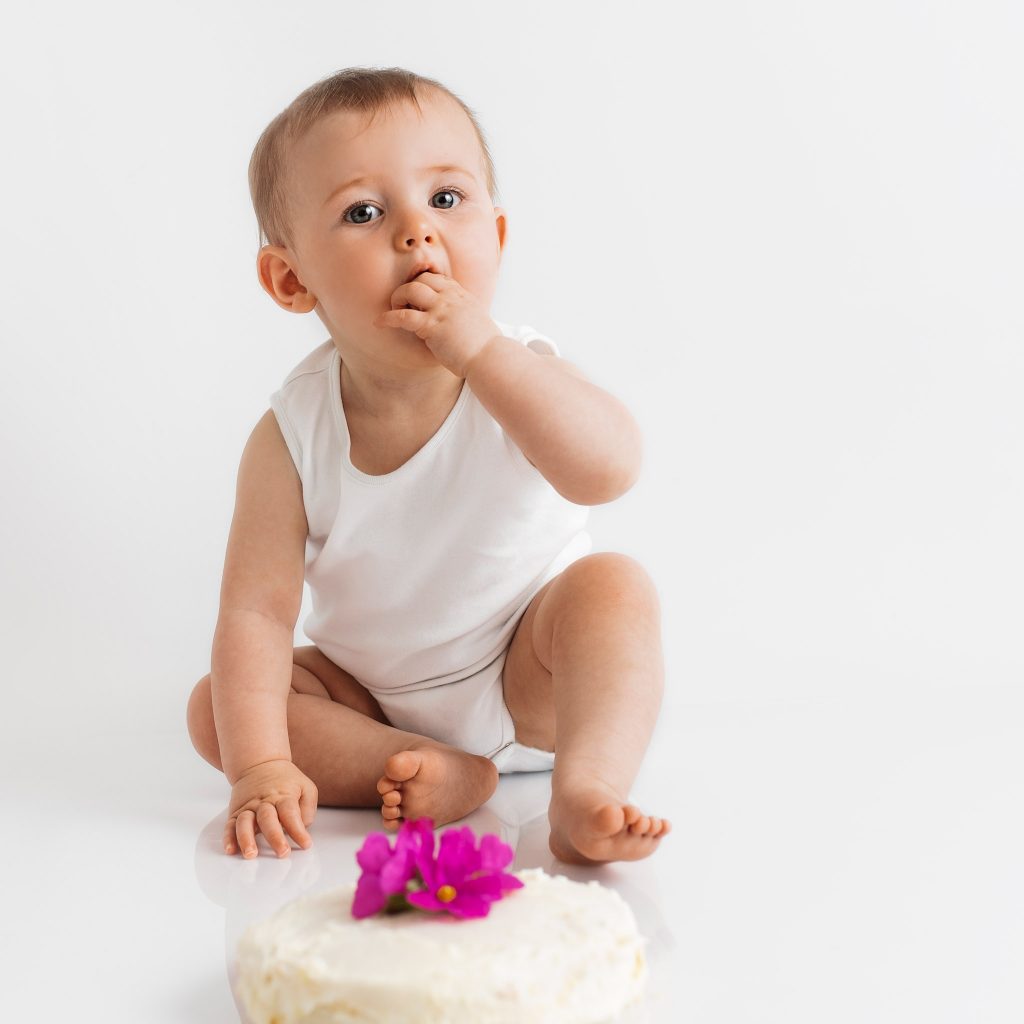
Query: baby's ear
493 207 508 254
257 245 317 313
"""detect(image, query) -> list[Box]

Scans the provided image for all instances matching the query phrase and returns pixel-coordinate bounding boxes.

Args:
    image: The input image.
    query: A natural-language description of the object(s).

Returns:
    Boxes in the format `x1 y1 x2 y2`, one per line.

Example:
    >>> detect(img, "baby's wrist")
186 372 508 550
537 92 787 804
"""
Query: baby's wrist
463 331 508 380
228 754 293 786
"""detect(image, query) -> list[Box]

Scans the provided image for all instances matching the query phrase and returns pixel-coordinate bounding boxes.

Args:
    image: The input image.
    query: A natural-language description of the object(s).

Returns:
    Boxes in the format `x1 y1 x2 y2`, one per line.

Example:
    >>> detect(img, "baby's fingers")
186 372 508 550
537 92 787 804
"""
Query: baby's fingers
256 801 292 858
299 780 318 827
229 808 259 859
278 797 314 851
222 816 238 855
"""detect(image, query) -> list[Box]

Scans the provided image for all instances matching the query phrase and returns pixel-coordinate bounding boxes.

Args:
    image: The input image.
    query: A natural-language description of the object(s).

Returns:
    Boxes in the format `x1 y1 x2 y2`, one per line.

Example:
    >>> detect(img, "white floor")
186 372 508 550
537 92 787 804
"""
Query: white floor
6 686 1021 1022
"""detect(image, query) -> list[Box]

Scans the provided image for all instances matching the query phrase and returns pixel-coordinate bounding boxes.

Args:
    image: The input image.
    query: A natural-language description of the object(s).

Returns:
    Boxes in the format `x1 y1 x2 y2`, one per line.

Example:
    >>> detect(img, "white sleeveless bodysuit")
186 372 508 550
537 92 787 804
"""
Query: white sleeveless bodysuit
269 321 592 771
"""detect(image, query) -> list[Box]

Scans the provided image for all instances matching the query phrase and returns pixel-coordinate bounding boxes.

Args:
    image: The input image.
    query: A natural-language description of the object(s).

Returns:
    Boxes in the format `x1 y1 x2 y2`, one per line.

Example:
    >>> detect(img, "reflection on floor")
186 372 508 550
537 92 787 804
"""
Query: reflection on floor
195 769 673 1023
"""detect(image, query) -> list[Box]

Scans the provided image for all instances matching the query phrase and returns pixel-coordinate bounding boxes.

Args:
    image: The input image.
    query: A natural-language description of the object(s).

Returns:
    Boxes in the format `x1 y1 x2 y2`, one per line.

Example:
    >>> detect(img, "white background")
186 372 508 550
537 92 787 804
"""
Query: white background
1 1 1021 1021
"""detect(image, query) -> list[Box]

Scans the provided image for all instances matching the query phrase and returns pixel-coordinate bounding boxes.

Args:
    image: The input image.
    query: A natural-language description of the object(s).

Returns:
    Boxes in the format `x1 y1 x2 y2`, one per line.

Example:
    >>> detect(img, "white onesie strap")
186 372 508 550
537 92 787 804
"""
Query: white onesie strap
493 319 561 357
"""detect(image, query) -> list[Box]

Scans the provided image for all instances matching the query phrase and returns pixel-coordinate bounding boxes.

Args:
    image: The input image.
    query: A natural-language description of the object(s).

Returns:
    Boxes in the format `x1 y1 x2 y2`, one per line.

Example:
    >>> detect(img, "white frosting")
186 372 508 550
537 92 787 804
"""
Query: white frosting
235 867 647 1024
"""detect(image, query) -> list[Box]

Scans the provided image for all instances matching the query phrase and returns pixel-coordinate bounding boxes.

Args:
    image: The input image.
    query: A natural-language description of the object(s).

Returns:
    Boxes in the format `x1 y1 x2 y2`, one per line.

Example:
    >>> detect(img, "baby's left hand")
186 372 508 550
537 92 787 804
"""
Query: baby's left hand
373 272 500 379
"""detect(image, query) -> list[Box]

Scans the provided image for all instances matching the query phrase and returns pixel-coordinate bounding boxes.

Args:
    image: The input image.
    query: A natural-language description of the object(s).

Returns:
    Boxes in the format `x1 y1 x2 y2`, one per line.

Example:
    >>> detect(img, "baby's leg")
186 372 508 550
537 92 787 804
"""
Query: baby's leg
187 646 498 824
502 552 670 864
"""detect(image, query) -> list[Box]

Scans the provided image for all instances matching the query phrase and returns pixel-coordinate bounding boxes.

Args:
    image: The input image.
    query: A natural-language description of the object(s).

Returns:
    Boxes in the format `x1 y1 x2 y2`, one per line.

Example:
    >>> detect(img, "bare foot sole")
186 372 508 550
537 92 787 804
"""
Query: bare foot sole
376 743 499 831
548 780 671 864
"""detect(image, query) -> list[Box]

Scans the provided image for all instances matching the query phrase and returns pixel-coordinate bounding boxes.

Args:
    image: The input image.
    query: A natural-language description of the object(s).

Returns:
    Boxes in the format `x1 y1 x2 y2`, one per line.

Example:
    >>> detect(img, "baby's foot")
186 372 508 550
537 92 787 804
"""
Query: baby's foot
376 742 499 831
548 777 670 864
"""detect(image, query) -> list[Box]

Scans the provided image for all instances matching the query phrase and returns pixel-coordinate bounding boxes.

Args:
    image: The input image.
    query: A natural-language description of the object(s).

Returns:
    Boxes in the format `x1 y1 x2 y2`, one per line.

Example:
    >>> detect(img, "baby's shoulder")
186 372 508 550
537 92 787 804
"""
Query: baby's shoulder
279 339 335 389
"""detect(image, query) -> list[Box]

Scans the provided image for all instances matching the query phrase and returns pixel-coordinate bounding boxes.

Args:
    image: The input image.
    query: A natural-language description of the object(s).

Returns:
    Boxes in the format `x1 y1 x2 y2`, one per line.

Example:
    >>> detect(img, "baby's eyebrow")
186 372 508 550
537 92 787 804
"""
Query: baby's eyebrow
321 165 477 208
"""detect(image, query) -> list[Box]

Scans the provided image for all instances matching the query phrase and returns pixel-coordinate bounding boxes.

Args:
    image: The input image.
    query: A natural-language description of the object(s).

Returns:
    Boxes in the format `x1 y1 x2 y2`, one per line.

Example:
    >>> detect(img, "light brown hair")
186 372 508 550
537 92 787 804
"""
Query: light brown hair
248 66 498 251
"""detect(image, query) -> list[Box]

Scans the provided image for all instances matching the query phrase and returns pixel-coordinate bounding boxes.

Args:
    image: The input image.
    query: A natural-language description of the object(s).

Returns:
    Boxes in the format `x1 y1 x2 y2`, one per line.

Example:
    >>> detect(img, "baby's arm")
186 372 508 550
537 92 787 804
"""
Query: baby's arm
464 340 643 506
210 409 316 858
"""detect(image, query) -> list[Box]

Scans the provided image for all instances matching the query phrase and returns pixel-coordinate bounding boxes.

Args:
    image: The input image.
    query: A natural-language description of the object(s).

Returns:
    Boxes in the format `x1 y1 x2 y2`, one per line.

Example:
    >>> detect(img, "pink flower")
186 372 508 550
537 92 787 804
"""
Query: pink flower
407 824 523 919
351 818 433 919
351 818 523 921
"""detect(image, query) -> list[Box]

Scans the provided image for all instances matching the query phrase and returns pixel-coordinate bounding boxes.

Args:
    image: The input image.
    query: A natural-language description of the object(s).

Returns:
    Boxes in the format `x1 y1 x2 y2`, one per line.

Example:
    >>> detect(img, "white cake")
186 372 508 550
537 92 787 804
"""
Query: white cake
235 867 647 1024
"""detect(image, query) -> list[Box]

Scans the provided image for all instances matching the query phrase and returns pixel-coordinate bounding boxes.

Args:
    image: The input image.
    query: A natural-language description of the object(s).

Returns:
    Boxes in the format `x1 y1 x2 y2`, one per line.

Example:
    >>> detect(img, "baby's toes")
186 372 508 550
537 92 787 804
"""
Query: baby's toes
622 804 643 828
377 775 400 797
628 814 651 835
381 803 402 821
382 790 402 807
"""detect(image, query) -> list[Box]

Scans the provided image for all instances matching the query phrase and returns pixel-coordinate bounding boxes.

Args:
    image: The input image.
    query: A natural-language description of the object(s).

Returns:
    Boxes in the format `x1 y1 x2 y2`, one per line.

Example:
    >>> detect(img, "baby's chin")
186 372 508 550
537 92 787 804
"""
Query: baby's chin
376 326 444 358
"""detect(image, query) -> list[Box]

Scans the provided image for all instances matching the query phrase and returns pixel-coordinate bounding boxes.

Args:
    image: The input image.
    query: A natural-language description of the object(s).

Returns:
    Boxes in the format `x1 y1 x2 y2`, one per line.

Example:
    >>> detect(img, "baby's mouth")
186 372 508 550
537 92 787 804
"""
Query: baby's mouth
403 263 443 285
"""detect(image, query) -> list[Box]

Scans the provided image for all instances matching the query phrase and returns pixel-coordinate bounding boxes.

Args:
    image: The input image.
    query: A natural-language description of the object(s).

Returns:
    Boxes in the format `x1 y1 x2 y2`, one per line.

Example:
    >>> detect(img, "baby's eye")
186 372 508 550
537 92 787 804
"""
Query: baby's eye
430 187 465 211
341 187 466 225
344 202 380 226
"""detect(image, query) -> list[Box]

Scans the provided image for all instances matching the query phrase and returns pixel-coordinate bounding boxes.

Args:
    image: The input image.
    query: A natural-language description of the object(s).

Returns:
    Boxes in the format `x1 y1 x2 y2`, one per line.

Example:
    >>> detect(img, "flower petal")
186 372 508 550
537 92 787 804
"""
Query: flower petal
395 818 429 858
379 849 415 894
404 817 436 841
478 833 514 873
497 872 525 893
356 832 393 873
437 827 479 883
447 894 493 918
406 889 444 913
458 874 503 901
414 826 438 890
351 873 386 919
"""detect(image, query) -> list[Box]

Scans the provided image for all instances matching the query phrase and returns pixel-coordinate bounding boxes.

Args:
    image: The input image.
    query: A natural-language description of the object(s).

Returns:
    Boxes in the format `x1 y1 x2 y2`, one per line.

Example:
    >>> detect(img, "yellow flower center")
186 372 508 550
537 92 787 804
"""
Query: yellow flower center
436 885 457 903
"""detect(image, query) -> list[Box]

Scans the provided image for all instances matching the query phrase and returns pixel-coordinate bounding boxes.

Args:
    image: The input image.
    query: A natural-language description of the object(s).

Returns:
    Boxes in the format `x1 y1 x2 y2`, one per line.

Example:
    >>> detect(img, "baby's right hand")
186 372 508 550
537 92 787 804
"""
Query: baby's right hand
223 758 318 859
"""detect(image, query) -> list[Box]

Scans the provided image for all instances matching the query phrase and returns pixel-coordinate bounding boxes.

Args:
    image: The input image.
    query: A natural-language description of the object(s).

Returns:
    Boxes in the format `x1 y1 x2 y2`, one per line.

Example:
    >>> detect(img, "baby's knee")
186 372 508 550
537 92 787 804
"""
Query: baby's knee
186 674 223 772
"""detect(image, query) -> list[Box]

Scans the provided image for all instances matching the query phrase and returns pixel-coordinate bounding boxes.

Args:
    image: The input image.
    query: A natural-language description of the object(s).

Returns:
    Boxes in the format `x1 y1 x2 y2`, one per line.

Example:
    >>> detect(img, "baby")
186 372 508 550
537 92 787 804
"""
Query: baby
186 66 670 866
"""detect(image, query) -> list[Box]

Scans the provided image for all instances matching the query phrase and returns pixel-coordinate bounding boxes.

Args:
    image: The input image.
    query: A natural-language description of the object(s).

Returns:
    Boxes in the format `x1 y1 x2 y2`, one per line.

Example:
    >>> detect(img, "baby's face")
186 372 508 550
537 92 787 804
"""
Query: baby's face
271 90 506 372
